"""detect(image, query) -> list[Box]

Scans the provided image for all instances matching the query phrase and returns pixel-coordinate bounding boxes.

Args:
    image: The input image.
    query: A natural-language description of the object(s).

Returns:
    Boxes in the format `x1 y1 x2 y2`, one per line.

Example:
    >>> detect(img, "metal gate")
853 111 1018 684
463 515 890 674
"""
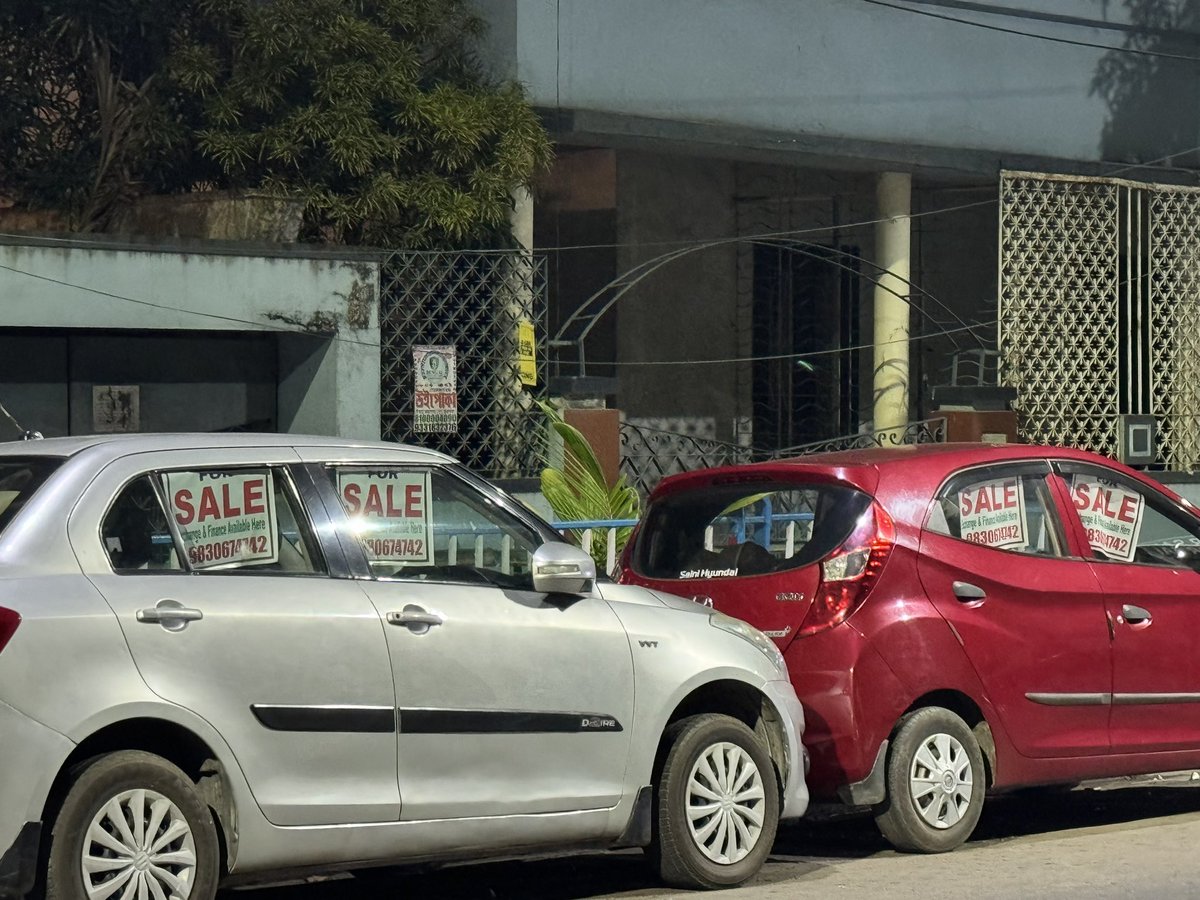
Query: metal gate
379 249 547 477
1000 171 1200 470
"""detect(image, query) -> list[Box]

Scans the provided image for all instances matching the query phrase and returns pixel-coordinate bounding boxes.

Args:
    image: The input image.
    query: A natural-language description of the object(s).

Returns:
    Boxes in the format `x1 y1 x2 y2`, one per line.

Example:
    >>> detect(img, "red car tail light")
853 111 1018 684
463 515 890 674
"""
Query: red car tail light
0 607 20 654
797 501 895 637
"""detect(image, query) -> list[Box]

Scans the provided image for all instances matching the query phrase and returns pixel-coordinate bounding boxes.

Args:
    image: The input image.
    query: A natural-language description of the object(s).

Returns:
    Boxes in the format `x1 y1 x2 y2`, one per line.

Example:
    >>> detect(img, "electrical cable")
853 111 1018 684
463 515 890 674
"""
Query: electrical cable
605 322 985 367
856 0 1200 62
1 143 1199 370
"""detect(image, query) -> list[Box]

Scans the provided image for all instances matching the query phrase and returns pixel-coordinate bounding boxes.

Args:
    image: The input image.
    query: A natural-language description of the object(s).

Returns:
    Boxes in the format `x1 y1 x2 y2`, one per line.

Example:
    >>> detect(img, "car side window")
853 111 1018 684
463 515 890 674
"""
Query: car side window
928 469 1066 557
329 466 541 589
152 467 325 575
102 476 183 572
1061 466 1200 567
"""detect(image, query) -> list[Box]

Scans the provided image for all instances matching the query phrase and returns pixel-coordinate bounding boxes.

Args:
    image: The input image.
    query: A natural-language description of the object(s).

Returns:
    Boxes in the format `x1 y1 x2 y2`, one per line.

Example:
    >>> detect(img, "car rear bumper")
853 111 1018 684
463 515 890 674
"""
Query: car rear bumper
764 679 810 820
784 626 909 800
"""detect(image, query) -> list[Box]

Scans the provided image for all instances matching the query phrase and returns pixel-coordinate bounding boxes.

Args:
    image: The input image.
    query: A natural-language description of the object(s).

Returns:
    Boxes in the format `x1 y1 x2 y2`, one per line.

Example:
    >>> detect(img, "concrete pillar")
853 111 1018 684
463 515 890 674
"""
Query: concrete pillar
511 186 533 251
872 172 912 433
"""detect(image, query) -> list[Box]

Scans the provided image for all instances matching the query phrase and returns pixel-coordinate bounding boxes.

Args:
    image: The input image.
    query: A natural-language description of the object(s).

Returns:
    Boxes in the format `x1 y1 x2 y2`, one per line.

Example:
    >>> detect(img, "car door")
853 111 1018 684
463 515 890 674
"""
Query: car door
916 461 1112 757
72 448 400 827
1054 460 1200 754
302 450 636 821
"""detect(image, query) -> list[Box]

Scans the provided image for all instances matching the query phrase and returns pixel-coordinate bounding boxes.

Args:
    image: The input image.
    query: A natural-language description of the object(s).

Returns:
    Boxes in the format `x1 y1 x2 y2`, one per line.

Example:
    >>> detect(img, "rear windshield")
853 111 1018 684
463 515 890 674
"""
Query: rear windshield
0 457 62 536
632 480 872 580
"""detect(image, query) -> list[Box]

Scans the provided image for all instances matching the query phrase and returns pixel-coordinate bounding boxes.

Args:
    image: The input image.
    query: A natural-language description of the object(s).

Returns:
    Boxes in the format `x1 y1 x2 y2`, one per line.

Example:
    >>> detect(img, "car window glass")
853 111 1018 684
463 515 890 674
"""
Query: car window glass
634 482 871 580
1066 470 1200 566
929 471 1065 557
102 476 183 572
331 467 541 589
162 468 325 575
0 457 61 536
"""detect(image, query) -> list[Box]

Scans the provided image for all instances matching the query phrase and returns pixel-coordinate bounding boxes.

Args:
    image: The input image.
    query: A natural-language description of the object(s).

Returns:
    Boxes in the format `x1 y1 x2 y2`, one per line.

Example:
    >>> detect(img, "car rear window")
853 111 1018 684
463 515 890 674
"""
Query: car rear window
632 480 872 579
0 457 62 536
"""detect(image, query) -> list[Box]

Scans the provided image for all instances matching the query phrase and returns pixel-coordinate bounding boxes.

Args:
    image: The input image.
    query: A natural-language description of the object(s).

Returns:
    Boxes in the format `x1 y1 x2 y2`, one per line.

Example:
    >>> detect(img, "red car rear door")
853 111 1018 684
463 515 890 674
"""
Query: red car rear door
1055 460 1200 754
916 461 1112 758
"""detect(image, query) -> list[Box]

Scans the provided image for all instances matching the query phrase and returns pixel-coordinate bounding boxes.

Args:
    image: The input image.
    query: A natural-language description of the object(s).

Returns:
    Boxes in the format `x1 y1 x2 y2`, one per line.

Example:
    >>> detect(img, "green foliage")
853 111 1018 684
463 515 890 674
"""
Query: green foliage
538 402 641 569
0 0 552 244
0 0 191 228
164 0 552 245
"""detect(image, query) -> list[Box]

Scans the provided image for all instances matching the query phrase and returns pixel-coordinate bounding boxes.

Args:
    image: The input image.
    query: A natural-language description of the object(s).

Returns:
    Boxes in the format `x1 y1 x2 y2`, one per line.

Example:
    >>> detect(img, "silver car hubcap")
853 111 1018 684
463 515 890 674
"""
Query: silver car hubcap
81 789 198 900
685 741 765 865
909 732 973 829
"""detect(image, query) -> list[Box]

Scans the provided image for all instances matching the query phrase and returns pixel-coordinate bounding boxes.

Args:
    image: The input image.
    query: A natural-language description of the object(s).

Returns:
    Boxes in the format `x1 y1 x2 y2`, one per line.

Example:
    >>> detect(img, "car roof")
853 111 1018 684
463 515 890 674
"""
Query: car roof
649 442 1123 499
0 432 454 464
778 442 1102 468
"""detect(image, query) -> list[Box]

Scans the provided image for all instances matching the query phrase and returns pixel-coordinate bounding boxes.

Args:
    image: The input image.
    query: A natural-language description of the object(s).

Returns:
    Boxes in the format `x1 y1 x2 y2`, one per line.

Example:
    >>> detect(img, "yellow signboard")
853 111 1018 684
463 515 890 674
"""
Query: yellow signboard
517 319 537 386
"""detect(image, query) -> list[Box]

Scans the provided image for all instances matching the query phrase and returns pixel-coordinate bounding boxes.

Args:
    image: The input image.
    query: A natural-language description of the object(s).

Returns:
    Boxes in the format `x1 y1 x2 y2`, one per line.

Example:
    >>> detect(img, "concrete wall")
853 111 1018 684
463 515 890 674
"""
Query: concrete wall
615 152 740 440
479 0 1200 170
0 240 381 440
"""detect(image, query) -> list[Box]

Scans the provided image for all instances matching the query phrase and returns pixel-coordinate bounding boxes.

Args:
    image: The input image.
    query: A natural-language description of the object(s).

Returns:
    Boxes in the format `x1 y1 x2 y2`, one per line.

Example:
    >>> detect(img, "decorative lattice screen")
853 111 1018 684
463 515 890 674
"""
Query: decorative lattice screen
379 250 547 477
1000 171 1200 470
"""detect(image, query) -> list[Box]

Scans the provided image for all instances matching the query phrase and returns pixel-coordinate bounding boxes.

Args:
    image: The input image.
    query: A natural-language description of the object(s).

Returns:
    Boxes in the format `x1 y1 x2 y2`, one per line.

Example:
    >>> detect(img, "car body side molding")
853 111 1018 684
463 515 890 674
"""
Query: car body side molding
1025 693 1112 706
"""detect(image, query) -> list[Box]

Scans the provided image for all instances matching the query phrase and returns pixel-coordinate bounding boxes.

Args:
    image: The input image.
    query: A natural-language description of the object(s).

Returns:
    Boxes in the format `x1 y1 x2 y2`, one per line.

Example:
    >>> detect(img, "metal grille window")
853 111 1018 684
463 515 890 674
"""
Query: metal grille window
380 250 547 478
1000 171 1200 470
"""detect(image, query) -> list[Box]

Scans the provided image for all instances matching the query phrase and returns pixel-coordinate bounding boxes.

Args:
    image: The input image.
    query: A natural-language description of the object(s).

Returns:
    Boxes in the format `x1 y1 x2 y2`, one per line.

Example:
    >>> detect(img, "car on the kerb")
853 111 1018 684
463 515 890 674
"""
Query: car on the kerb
0 434 808 900
621 442 1200 853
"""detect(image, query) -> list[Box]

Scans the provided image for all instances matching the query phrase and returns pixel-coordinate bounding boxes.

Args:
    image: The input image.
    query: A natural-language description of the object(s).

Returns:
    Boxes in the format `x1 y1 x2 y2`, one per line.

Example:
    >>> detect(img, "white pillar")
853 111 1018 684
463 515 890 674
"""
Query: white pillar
494 187 536 475
510 186 533 252
872 172 912 434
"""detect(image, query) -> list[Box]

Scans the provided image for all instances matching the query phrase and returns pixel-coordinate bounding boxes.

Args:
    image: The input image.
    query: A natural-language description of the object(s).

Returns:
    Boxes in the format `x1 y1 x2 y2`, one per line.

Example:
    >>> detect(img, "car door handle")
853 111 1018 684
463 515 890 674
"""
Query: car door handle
386 606 444 633
136 600 203 629
952 581 987 602
1120 604 1152 626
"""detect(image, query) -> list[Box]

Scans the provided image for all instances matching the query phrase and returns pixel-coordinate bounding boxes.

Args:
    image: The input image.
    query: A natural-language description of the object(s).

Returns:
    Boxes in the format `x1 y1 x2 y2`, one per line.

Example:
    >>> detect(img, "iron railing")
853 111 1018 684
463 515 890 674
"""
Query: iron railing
619 417 948 496
379 250 548 478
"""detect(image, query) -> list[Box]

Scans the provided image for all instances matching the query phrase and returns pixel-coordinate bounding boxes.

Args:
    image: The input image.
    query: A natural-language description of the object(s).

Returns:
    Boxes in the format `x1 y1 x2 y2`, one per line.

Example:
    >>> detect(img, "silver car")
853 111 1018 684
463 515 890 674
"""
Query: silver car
0 434 808 899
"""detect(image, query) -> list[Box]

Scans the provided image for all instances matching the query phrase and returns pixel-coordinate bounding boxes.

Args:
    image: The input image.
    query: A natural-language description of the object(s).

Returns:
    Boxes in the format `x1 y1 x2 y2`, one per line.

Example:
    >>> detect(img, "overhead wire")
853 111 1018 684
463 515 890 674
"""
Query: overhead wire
603 323 985 367
855 0 1200 62
1 140 1199 370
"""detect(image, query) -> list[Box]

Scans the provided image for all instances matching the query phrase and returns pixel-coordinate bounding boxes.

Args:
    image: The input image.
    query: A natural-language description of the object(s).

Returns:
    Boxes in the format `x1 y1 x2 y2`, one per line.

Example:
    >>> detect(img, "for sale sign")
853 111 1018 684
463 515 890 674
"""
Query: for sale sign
1070 475 1144 561
958 476 1028 549
413 345 457 433
166 471 278 569
337 470 433 563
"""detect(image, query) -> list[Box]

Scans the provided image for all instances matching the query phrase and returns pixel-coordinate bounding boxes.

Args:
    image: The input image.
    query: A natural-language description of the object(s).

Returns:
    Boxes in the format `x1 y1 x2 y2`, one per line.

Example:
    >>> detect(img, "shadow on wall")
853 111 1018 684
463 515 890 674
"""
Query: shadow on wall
1092 0 1200 167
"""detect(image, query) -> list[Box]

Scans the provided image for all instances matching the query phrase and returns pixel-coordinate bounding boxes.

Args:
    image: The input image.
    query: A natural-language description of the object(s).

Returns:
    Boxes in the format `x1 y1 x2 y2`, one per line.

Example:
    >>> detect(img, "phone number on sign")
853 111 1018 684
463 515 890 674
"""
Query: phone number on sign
1087 528 1129 556
364 538 425 557
188 536 269 564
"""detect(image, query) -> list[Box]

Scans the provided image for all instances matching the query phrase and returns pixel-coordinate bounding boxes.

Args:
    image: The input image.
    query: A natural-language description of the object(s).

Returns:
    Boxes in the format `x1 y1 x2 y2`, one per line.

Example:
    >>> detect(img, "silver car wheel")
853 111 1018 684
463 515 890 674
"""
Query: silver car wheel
685 740 766 865
908 731 973 829
81 788 198 900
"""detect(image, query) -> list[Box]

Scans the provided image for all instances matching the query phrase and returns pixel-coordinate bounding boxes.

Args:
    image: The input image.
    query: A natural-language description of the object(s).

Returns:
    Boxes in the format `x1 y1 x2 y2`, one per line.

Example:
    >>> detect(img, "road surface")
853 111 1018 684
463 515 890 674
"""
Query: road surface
222 777 1200 899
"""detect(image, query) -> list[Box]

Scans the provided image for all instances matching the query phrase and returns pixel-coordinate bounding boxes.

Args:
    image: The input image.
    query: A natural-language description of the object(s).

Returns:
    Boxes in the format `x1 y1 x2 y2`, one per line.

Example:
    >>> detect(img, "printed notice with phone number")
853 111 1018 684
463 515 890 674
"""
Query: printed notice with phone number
166 470 279 569
338 471 433 563
1070 475 1144 562
958 476 1028 549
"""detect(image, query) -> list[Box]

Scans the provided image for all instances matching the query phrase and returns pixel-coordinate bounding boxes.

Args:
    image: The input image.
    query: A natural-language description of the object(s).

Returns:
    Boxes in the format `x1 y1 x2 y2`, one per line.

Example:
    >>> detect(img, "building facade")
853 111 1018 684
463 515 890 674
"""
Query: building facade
475 0 1200 459
0 236 381 440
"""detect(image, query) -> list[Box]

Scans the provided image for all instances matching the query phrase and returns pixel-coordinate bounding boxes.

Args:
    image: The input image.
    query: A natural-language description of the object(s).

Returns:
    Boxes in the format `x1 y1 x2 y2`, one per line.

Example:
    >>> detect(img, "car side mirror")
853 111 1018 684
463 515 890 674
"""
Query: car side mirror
532 543 597 595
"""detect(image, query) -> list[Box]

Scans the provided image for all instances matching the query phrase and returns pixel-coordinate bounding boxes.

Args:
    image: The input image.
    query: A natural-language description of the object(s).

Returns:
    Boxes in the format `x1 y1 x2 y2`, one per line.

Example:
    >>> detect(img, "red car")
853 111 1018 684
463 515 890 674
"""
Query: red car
620 443 1200 852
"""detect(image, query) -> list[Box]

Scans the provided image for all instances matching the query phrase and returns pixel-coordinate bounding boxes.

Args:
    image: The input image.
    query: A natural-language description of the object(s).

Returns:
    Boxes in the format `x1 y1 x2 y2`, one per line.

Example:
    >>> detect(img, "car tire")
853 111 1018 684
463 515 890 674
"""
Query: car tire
45 750 220 900
874 707 986 853
651 713 780 889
